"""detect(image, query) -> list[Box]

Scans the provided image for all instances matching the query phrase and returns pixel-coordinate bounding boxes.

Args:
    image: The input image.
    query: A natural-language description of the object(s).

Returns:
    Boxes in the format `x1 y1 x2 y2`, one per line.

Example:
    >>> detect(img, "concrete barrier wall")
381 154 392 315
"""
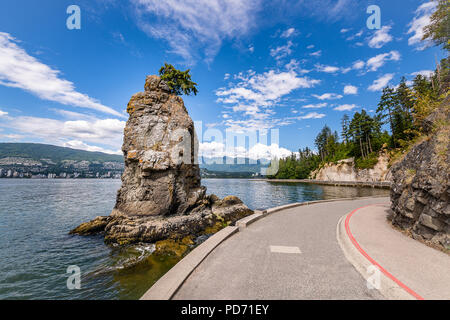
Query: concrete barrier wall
252 179 391 189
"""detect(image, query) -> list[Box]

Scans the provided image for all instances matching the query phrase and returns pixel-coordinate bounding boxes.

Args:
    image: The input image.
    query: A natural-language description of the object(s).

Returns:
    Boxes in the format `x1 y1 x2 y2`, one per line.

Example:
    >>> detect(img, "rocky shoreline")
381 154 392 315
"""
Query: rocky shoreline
70 76 253 245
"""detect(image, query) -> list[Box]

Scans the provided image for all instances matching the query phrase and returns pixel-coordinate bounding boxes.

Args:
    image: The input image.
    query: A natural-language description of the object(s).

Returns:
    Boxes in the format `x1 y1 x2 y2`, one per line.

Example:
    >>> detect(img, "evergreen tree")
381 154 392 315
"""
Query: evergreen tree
377 86 398 147
159 63 199 96
422 0 450 51
341 114 350 143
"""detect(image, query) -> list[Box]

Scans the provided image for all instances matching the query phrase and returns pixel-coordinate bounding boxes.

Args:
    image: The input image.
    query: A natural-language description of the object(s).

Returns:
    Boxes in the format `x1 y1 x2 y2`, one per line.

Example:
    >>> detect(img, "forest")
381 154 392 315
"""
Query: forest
270 0 449 180
271 60 449 180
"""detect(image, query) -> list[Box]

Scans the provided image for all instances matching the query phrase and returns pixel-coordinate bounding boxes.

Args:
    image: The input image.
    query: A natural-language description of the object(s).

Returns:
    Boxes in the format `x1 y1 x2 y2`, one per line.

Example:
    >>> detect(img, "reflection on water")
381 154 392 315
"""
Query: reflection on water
0 179 388 300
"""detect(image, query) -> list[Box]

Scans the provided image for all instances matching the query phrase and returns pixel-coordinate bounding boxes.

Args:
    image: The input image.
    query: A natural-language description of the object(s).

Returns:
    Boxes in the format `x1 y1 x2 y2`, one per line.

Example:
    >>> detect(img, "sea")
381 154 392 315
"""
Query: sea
0 178 388 300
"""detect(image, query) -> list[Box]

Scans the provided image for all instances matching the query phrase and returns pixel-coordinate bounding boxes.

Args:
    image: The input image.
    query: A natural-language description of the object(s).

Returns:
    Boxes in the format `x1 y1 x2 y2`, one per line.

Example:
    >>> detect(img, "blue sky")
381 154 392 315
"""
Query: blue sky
0 0 445 158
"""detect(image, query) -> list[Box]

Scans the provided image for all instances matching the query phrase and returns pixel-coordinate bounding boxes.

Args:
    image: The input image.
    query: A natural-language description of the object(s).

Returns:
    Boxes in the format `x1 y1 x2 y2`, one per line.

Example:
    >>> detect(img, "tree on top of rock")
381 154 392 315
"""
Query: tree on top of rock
159 63 198 96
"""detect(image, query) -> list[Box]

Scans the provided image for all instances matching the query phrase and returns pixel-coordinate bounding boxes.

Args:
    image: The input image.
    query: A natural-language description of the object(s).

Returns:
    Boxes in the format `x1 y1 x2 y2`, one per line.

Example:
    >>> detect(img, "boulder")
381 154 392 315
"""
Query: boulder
71 76 253 244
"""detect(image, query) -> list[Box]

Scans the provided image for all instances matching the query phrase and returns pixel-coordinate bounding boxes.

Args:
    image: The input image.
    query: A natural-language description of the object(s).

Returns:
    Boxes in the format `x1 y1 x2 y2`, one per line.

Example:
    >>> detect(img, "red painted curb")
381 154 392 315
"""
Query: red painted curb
344 205 424 300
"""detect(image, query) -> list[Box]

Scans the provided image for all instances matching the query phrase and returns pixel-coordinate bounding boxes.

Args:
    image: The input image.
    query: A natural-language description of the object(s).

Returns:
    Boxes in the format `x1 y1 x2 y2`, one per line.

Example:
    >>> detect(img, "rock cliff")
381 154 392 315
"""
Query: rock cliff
70 75 253 244
310 152 391 182
389 98 449 251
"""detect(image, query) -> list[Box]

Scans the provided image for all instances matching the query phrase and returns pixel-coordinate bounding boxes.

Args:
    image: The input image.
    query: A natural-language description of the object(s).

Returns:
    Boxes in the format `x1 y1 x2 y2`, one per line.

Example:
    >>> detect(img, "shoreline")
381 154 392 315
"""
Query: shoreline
250 178 391 189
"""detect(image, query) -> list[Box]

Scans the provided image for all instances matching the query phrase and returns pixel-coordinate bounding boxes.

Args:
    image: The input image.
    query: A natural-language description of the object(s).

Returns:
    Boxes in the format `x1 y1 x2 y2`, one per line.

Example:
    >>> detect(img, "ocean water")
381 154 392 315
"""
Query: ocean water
0 179 388 300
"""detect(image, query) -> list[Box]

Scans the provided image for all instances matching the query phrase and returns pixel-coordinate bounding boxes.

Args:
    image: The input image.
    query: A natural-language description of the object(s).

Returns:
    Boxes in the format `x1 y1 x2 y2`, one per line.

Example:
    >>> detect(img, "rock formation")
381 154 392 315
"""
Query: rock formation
71 75 253 244
310 151 391 182
389 98 449 251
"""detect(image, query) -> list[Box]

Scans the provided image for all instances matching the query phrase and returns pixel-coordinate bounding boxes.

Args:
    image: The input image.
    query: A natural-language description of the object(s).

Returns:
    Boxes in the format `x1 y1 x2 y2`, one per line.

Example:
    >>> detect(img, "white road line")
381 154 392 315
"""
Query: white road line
270 246 301 254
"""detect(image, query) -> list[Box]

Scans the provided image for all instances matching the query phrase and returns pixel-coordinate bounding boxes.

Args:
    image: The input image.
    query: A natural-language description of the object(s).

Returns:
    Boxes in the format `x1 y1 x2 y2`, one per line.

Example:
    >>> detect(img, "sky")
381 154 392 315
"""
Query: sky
0 0 445 159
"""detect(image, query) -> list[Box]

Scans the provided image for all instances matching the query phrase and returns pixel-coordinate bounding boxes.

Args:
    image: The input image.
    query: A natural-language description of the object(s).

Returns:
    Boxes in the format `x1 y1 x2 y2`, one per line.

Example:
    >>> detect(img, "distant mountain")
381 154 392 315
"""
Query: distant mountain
0 143 123 163
199 156 269 173
0 143 123 179
0 143 271 179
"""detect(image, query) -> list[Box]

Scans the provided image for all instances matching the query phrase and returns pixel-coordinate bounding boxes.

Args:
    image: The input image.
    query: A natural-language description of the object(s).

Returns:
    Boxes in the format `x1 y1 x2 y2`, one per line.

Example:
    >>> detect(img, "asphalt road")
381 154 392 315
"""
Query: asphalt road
173 197 388 300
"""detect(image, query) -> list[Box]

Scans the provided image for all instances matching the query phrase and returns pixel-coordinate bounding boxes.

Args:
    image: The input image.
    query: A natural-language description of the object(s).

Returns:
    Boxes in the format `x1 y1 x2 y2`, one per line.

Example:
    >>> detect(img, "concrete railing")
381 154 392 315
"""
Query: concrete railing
252 179 391 189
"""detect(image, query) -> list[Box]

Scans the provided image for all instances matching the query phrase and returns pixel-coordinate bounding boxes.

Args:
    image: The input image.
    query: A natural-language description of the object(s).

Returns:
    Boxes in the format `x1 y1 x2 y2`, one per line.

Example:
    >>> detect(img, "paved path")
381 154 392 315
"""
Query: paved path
173 198 388 300
346 204 450 300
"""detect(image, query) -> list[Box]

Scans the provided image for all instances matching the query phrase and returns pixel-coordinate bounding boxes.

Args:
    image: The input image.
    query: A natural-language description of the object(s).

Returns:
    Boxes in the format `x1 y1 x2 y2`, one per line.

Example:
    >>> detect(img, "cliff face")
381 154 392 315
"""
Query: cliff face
71 76 253 244
311 152 391 182
390 99 449 250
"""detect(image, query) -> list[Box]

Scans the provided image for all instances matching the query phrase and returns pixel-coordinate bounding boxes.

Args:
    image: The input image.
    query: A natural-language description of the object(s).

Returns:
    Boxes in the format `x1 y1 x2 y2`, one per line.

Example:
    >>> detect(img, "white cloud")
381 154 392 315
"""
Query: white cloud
216 69 320 131
407 1 437 50
312 93 343 100
368 26 393 48
133 0 260 63
299 112 326 119
217 70 320 106
1 116 125 149
352 60 365 70
0 32 123 117
368 73 395 91
366 51 400 71
310 50 322 57
315 64 340 73
343 85 358 95
200 141 292 160
302 103 327 109
0 133 24 140
346 30 363 41
307 45 315 49
0 110 8 116
411 70 434 78
281 28 297 38
340 28 351 33
63 140 121 155
334 104 358 111
285 59 310 74
270 41 294 60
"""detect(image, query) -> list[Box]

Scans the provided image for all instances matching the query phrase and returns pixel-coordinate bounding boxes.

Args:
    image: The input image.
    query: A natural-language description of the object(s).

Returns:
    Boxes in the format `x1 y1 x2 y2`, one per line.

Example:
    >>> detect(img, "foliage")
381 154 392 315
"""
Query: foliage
422 0 450 51
354 152 379 169
269 148 320 179
159 63 199 96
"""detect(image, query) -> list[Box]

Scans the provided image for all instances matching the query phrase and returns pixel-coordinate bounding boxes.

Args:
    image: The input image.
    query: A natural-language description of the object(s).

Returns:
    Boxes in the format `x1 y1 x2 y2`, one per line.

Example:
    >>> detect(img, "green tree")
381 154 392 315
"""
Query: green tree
393 77 415 141
341 114 351 144
314 125 332 161
422 0 450 51
159 63 199 96
377 86 398 147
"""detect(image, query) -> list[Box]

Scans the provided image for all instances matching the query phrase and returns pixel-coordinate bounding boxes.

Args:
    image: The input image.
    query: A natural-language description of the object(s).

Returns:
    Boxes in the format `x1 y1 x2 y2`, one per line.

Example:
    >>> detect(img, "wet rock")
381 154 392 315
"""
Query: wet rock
69 216 111 235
